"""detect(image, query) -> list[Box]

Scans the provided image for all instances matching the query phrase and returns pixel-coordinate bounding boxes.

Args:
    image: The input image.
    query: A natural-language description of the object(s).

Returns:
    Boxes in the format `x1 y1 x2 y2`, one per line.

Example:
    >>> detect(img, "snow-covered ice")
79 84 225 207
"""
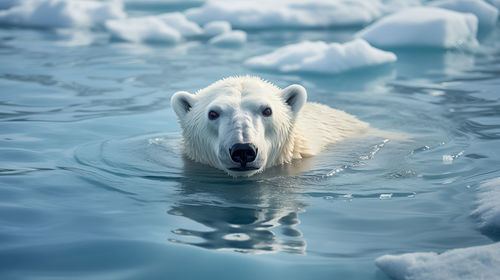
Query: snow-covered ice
473 177 500 232
209 30 247 46
430 0 499 27
203 21 232 37
157 13 203 37
245 39 396 74
105 13 203 43
357 7 479 49
376 177 500 280
185 0 390 28
105 17 181 43
0 0 126 28
375 242 500 280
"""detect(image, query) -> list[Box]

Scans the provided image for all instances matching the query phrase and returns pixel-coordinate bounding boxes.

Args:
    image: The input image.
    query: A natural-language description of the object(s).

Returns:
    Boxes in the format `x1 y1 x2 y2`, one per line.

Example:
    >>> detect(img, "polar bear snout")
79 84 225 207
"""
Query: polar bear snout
229 143 258 168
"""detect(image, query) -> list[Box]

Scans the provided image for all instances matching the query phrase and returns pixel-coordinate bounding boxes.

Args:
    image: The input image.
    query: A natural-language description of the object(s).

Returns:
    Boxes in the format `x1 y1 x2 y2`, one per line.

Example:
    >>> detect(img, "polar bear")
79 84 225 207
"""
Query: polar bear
171 76 370 177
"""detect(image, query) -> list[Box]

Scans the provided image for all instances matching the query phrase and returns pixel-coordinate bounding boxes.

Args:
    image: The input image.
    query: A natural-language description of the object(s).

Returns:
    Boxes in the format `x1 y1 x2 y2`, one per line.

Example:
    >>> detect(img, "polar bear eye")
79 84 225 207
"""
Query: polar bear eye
262 107 272 117
208 110 219 120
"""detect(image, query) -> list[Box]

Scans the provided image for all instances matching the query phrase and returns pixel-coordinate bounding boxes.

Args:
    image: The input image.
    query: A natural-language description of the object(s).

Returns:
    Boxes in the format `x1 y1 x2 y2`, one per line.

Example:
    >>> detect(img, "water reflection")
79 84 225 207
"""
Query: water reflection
168 159 307 254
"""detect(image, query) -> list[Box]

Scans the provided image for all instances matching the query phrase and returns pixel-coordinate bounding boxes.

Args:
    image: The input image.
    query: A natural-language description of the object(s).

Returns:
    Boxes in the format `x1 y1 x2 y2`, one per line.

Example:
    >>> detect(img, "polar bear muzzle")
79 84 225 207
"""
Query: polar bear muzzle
229 143 258 170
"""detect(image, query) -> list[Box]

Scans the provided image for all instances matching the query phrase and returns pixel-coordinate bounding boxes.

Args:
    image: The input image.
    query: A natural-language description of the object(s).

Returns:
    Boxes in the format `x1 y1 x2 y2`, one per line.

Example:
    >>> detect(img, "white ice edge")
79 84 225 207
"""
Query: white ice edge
473 177 500 231
376 177 500 280
376 242 500 280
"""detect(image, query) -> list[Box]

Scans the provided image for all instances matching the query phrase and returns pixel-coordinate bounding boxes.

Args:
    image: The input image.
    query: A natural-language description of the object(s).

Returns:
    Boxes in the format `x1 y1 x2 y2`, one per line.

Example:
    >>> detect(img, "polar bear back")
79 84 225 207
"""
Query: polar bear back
293 102 370 158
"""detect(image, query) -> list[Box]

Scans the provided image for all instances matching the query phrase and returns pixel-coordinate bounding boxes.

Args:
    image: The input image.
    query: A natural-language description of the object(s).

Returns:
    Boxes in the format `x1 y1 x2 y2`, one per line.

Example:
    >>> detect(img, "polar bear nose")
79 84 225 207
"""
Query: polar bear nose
230 143 257 167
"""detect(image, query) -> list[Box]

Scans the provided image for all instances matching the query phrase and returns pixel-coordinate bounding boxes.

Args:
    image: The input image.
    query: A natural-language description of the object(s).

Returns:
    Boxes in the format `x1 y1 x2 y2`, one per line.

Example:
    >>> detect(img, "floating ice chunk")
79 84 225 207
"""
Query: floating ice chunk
209 30 247 46
105 13 203 43
157 13 202 37
379 193 392 199
473 177 500 232
430 0 499 27
106 17 181 43
442 154 454 164
186 0 388 28
357 7 479 49
442 150 464 164
0 0 126 28
245 39 396 74
203 21 232 37
375 242 500 280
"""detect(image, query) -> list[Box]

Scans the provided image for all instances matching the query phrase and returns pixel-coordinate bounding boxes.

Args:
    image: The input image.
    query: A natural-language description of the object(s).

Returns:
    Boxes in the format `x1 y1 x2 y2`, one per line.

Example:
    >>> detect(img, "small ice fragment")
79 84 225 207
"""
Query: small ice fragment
443 155 454 164
379 194 392 199
408 192 416 198
343 194 353 199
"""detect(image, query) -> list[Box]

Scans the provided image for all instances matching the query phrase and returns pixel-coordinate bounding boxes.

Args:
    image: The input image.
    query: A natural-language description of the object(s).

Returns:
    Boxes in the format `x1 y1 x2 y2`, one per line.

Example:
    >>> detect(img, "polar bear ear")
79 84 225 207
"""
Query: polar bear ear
171 91 196 120
282 84 307 116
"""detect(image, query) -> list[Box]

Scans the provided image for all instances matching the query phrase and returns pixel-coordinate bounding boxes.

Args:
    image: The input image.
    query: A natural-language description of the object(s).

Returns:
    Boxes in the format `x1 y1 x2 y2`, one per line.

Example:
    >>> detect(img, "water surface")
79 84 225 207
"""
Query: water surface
1 5 500 280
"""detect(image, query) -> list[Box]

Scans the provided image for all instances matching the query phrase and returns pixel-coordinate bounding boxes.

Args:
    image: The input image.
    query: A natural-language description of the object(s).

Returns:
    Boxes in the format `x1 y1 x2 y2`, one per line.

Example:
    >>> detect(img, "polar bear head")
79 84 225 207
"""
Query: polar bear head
171 76 307 177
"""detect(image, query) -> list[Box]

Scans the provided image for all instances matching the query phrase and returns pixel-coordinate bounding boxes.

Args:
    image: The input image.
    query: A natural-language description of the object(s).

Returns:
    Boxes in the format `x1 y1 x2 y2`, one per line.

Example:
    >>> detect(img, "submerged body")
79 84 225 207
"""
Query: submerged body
171 76 370 177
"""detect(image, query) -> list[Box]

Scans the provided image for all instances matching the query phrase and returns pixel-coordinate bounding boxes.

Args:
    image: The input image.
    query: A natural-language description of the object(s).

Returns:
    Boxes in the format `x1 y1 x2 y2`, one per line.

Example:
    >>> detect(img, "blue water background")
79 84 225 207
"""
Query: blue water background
1 3 500 280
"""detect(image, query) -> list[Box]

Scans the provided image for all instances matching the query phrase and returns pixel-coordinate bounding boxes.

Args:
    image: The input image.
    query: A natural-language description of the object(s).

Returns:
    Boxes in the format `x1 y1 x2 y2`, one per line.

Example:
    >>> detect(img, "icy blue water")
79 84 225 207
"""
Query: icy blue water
1 4 500 280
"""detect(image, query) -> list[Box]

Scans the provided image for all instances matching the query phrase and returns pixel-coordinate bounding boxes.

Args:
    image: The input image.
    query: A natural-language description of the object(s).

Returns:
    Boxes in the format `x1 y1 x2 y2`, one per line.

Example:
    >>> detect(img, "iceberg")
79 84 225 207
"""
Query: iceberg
185 0 389 28
473 177 500 232
357 7 479 49
431 0 499 27
209 30 247 46
244 39 396 74
376 242 500 280
0 0 126 28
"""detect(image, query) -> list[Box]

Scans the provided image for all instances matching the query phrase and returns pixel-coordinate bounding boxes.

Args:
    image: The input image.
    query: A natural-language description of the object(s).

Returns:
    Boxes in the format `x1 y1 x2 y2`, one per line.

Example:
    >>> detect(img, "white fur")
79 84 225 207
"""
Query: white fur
171 76 370 177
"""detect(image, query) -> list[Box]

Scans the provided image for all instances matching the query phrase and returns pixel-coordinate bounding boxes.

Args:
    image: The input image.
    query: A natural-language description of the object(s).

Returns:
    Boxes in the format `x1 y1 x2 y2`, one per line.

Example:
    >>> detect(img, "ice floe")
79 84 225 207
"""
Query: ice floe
0 0 126 28
430 0 499 27
105 12 204 43
245 39 396 74
473 177 500 232
376 177 500 280
105 17 181 43
157 12 203 37
185 0 391 28
209 30 247 47
376 242 500 280
357 7 479 49
203 21 232 37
